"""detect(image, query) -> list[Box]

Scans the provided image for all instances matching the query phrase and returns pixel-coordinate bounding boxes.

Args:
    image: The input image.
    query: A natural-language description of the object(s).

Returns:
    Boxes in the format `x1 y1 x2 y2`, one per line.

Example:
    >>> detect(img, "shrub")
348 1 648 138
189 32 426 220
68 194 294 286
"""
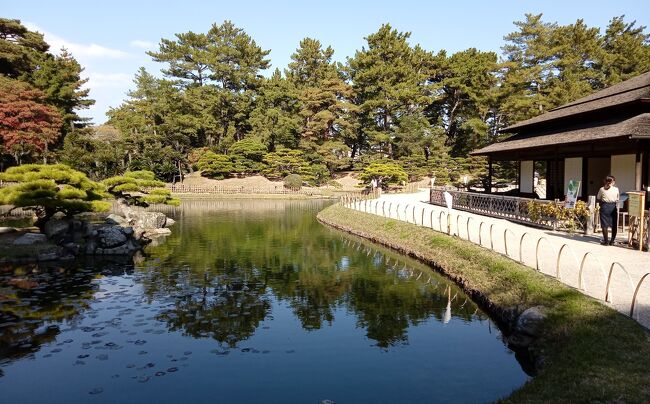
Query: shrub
197 152 234 179
0 164 110 228
358 162 408 188
262 148 310 180
103 170 180 208
283 174 302 190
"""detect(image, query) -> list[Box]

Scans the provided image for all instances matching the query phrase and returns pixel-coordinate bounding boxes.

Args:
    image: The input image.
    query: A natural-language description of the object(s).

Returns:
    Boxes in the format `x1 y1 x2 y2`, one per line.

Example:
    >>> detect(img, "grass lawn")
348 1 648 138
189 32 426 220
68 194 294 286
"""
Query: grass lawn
318 204 650 403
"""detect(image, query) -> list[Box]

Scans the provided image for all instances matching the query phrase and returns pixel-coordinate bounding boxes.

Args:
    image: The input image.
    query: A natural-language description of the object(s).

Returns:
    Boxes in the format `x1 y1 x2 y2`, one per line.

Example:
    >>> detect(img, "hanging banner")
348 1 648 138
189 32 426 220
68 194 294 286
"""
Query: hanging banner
565 180 581 208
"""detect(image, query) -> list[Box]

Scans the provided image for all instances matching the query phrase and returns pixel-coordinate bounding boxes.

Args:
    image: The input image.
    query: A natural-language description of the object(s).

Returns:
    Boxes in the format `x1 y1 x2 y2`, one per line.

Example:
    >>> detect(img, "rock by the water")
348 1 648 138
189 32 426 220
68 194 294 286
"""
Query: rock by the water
96 227 128 248
515 307 546 337
63 242 80 254
164 218 176 227
130 212 168 229
37 251 61 261
146 228 172 236
106 214 129 226
44 219 70 241
13 233 47 245
508 306 547 348
0 227 17 234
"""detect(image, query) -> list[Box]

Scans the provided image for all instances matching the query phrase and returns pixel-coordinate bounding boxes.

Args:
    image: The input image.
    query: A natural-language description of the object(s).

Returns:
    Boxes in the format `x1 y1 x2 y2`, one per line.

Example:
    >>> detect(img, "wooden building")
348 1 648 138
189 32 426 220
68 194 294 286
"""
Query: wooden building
471 71 650 201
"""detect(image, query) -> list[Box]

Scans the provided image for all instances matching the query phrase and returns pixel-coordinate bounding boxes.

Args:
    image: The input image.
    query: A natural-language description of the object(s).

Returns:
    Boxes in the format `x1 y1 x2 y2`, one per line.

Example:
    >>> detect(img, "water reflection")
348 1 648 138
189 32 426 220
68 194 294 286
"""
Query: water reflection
139 199 488 349
0 257 133 368
0 199 527 403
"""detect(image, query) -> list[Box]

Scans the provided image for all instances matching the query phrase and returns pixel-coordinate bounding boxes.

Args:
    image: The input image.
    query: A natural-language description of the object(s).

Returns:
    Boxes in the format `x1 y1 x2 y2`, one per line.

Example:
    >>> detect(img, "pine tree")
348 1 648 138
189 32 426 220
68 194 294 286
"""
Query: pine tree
599 16 650 85
347 24 433 158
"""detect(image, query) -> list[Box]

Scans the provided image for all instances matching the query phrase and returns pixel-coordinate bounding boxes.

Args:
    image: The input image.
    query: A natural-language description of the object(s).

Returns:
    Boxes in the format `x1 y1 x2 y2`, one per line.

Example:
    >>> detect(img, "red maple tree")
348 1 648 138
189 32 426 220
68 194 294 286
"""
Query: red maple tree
0 78 63 164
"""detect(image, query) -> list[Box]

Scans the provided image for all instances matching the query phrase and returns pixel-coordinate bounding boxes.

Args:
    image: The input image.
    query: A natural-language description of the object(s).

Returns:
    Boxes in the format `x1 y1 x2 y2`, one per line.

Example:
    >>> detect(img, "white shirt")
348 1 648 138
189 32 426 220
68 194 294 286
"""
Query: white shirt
597 185 619 203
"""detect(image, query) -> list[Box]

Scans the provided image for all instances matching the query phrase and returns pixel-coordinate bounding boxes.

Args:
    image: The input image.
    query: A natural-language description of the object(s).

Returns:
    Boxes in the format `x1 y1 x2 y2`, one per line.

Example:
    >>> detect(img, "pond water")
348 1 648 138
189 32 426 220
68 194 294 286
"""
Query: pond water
0 199 528 403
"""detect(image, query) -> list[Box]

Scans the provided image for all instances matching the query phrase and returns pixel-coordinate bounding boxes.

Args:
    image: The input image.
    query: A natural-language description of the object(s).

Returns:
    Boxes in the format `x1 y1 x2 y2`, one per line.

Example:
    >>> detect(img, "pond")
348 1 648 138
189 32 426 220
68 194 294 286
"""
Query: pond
0 199 528 403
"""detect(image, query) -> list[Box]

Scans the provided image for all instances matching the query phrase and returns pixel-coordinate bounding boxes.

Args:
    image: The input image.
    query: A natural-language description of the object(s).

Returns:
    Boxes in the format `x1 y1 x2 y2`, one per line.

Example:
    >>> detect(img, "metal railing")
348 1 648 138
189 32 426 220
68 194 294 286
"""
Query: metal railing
430 188 553 227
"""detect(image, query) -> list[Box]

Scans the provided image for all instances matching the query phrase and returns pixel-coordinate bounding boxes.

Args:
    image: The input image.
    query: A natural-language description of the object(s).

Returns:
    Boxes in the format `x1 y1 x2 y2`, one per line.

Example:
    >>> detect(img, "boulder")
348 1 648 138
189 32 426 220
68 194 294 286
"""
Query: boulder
146 228 172 236
514 306 547 337
508 306 547 349
13 233 48 245
44 219 70 241
96 227 128 248
106 214 129 226
0 227 17 234
37 251 61 261
164 218 176 227
130 212 168 229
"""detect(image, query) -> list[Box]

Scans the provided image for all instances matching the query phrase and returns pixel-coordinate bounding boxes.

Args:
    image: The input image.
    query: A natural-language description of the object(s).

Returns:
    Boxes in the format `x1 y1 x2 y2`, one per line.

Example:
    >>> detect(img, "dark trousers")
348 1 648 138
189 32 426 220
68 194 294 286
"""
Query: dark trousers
599 202 618 242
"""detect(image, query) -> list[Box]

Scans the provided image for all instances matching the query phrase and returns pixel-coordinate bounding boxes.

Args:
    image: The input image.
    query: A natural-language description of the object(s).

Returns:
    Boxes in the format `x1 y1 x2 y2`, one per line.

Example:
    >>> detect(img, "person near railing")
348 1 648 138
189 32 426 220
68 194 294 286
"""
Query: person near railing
597 175 620 246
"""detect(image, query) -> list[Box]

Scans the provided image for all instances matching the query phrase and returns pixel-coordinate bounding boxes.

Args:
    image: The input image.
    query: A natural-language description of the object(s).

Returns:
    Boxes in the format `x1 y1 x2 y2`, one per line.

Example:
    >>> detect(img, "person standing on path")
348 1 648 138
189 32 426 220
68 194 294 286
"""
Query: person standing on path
597 175 620 245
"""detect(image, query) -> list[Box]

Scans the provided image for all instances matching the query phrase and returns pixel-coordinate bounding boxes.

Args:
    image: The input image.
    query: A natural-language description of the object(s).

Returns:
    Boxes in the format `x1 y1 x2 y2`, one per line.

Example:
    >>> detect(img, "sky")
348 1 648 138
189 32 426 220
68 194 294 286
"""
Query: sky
4 0 650 124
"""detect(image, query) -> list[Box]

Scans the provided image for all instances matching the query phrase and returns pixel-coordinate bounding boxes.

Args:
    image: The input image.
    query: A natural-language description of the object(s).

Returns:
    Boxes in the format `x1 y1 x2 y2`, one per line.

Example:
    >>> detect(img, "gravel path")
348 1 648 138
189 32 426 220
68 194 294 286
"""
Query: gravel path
345 190 650 329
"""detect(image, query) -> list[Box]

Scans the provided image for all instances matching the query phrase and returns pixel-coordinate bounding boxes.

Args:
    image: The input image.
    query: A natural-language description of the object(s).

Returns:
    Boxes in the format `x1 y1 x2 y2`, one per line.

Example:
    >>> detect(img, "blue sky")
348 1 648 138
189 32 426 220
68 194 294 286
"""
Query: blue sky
5 0 649 124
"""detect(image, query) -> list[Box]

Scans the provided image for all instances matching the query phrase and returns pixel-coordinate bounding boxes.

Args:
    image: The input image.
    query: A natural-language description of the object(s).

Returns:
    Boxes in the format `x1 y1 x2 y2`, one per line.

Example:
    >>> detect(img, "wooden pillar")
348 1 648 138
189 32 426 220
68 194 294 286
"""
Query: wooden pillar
581 156 589 199
487 157 493 194
517 160 521 193
635 147 642 191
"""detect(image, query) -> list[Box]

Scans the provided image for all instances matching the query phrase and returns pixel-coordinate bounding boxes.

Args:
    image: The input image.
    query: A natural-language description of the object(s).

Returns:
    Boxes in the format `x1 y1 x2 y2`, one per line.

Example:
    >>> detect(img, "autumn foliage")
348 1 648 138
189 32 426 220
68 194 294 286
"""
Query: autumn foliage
0 77 62 163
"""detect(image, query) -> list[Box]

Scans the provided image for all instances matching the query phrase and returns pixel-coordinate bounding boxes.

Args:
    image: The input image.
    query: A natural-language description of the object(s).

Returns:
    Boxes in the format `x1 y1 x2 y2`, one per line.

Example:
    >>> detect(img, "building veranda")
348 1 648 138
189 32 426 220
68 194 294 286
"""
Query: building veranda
431 70 650 244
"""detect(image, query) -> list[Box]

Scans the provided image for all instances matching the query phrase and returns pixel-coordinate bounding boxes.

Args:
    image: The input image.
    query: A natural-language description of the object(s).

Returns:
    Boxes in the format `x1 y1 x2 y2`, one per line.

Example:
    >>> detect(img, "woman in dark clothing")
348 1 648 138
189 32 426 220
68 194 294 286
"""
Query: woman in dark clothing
597 175 620 246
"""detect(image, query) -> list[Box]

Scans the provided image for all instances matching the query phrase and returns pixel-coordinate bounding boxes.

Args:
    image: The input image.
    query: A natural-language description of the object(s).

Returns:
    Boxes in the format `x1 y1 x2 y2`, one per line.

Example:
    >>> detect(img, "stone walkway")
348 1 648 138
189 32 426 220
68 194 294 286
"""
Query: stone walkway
345 190 650 329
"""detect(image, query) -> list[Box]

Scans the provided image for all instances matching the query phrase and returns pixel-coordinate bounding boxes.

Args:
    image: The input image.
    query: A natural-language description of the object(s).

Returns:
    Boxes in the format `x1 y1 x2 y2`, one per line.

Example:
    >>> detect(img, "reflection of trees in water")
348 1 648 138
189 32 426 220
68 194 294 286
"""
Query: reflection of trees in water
141 200 488 348
150 260 272 348
0 257 133 367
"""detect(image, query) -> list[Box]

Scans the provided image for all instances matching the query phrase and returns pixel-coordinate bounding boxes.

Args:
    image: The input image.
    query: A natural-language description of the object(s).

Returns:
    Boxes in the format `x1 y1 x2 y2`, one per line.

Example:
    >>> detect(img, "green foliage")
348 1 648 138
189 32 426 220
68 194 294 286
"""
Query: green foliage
229 138 268 174
197 151 234 179
0 164 109 224
262 148 310 180
283 174 302 190
527 200 590 231
359 162 408 187
103 170 179 207
6 16 646 185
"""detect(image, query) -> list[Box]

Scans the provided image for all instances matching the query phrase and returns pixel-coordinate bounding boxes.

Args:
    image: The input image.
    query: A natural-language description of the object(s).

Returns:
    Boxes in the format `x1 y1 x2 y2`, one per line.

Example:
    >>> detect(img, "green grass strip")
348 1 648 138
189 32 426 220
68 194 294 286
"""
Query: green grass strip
318 204 650 403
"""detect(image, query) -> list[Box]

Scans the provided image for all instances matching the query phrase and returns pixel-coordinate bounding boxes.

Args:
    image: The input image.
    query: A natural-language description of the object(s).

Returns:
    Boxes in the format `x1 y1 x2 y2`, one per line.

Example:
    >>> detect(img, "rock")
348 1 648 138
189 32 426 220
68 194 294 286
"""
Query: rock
71 219 83 231
44 219 70 241
164 218 176 227
96 227 128 248
106 214 129 226
508 307 547 349
0 227 17 234
145 228 171 236
84 238 97 254
63 242 80 255
37 251 61 261
130 212 168 229
52 212 66 220
514 307 547 337
13 233 47 246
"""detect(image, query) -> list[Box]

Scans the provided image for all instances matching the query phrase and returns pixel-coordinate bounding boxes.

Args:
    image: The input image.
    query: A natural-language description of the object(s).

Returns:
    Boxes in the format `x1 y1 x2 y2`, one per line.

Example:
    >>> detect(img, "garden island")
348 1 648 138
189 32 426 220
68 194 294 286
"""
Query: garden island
1 5 650 403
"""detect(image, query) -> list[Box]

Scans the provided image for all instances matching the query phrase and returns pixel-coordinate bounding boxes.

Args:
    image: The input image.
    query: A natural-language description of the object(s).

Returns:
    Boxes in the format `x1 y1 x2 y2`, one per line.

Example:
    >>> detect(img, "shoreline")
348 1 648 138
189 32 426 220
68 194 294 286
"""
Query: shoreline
171 192 340 200
317 204 650 402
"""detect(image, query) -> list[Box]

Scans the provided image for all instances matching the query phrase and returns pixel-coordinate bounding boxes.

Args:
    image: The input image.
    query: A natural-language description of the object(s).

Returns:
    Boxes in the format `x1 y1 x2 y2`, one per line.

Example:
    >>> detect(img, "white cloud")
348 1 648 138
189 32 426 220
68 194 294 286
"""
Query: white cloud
130 40 154 49
24 22 129 60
